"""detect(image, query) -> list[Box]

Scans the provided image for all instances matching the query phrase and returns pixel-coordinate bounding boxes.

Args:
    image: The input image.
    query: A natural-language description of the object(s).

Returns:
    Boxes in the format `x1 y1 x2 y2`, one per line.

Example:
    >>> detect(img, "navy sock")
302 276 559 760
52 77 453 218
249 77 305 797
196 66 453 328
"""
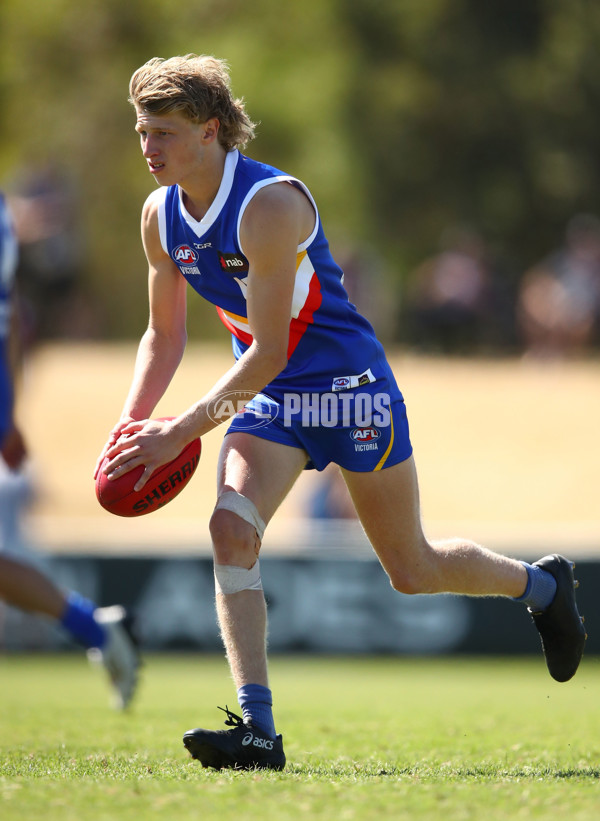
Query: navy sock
59 592 106 649
237 683 276 739
513 562 557 612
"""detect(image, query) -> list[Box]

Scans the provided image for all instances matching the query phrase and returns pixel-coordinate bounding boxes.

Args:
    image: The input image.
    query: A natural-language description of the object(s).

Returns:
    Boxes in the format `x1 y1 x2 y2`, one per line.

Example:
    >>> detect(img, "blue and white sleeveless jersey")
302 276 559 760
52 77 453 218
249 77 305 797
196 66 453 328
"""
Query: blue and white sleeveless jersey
152 150 402 401
0 194 18 439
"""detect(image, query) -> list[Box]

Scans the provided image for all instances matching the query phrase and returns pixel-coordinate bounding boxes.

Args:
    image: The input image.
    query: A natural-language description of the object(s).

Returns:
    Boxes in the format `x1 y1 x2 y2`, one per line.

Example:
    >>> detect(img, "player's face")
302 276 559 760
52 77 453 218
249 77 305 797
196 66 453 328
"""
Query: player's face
134 109 212 188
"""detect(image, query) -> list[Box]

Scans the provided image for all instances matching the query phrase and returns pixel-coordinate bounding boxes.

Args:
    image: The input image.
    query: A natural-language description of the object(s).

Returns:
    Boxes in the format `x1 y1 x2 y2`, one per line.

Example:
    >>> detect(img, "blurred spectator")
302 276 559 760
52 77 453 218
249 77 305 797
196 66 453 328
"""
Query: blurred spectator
333 241 396 344
8 164 101 343
404 225 513 353
516 214 600 359
305 464 357 520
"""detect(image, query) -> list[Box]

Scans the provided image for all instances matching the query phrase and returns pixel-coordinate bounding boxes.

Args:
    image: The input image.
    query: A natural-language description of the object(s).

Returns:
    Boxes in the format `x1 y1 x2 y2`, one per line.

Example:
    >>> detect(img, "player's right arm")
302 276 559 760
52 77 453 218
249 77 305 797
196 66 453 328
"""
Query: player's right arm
93 192 187 477
122 191 188 420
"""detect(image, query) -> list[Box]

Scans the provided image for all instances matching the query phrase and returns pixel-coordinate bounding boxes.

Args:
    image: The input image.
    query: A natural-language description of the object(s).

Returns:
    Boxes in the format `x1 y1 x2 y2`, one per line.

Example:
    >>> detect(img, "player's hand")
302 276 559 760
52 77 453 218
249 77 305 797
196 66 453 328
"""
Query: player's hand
93 416 137 480
101 417 185 492
1 425 27 471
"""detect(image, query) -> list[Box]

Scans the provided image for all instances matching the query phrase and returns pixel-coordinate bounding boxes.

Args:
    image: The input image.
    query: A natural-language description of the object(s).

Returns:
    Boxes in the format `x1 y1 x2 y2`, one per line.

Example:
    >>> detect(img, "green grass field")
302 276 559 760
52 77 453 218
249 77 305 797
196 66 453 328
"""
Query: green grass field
1 654 599 820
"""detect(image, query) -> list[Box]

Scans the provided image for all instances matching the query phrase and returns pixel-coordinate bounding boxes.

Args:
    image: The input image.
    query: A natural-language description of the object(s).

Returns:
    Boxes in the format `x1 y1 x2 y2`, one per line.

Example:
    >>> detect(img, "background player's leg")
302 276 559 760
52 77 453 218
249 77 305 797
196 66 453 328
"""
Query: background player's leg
0 555 139 707
341 455 528 597
210 432 308 729
0 554 65 617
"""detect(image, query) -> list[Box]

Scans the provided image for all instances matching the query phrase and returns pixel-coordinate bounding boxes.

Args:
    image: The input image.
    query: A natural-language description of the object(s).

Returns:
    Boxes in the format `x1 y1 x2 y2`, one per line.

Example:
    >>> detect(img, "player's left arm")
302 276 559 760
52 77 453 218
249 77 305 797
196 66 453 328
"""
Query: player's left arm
153 182 307 430
193 180 315 409
239 181 312 372
169 182 315 438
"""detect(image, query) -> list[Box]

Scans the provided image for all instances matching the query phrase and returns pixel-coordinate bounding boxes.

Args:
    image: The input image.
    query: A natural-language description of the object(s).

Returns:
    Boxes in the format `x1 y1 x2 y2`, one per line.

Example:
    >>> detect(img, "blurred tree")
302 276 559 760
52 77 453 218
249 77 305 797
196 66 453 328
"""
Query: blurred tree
339 0 600 281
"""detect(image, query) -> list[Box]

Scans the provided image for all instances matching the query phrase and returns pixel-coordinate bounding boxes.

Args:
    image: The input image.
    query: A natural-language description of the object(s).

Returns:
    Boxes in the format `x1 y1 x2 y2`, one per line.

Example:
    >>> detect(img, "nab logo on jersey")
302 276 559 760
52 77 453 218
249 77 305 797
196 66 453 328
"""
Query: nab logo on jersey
173 245 199 265
219 252 249 273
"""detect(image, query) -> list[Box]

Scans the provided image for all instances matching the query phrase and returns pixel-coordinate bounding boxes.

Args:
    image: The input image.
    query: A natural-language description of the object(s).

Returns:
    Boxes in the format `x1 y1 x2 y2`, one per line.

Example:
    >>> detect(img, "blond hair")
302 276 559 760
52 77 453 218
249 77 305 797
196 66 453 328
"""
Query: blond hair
128 54 256 151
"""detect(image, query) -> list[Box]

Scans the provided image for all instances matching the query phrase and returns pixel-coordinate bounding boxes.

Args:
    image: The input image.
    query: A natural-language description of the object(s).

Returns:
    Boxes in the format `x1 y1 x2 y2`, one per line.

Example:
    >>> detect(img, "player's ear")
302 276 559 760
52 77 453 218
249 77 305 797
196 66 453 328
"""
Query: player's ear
202 118 220 144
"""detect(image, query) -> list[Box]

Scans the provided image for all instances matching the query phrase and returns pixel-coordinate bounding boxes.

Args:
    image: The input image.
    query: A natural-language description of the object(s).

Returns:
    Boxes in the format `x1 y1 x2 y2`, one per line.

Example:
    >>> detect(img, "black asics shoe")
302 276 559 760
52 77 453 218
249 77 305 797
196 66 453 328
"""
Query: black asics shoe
529 554 587 682
183 706 286 771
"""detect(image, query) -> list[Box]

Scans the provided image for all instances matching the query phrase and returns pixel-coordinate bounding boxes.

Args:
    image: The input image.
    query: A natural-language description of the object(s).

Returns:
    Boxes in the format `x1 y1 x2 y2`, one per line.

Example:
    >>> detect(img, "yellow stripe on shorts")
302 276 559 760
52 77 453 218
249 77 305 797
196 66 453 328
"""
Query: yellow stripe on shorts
374 404 394 471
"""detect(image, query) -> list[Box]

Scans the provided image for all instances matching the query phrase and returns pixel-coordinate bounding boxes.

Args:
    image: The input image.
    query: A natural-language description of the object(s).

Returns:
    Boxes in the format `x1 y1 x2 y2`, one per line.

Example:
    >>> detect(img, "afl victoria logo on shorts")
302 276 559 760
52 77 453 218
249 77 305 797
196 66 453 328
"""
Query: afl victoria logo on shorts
350 427 381 452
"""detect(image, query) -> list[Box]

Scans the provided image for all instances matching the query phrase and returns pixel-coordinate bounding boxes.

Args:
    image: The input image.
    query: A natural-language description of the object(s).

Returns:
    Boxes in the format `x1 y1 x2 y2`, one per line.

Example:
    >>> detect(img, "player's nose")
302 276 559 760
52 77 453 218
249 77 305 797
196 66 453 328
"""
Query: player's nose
142 136 159 157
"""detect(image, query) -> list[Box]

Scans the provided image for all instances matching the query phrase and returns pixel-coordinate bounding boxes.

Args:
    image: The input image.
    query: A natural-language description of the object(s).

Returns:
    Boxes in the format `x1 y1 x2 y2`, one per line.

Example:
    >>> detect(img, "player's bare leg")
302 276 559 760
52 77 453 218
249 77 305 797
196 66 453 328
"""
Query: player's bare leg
184 433 307 769
211 433 308 684
343 455 586 680
210 512 268 687
345 457 520 594
342 456 527 597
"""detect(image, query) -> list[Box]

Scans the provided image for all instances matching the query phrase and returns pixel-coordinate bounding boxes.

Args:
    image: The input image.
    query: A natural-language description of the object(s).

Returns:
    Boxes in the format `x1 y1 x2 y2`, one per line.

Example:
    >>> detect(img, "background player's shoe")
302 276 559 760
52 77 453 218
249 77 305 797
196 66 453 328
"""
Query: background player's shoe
183 706 286 770
529 554 586 682
87 605 140 709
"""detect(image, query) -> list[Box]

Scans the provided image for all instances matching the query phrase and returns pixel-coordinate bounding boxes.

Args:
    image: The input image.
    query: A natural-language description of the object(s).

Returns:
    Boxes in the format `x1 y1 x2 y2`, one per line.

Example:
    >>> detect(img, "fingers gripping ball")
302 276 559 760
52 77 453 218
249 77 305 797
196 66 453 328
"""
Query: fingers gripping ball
95 420 201 517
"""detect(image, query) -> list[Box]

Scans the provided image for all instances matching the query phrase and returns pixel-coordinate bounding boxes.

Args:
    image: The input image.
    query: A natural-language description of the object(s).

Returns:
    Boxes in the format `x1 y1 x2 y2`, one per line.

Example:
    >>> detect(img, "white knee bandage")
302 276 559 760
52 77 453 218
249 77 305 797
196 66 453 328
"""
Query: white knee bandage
213 491 266 595
214 560 263 595
214 490 266 541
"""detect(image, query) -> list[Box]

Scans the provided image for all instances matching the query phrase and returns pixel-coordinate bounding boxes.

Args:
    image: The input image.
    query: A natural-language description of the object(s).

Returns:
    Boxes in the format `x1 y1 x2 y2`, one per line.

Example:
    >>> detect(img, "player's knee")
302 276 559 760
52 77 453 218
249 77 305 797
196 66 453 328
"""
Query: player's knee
388 569 429 596
386 549 436 595
209 507 260 566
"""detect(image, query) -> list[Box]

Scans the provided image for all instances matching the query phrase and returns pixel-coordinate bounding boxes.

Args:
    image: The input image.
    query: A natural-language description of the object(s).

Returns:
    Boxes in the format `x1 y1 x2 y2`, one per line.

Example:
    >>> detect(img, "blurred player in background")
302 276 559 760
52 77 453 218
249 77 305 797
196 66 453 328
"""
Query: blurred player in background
97 55 586 768
0 192 140 709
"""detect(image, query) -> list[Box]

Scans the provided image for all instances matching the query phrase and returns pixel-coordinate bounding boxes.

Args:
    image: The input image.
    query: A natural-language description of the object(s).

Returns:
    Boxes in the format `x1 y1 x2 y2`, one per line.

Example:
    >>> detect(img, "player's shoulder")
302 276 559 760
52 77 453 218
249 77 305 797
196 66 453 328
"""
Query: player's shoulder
142 187 168 219
140 187 171 241
140 187 174 262
247 178 311 221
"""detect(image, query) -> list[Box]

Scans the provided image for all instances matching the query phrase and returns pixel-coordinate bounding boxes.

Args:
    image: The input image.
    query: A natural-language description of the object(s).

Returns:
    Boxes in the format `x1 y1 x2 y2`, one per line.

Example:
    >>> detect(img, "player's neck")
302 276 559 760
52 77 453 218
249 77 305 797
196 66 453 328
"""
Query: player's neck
180 148 227 222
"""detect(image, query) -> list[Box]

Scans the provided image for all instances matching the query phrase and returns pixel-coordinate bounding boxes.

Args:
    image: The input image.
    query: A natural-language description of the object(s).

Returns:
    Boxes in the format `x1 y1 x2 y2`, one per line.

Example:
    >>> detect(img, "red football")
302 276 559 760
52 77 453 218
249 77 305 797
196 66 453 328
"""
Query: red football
95 420 201 517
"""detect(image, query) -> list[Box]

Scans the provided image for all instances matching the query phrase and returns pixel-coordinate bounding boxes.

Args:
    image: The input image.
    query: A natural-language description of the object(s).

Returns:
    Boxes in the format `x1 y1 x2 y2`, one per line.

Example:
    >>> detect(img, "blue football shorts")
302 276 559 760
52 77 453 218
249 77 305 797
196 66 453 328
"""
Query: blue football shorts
226 375 413 472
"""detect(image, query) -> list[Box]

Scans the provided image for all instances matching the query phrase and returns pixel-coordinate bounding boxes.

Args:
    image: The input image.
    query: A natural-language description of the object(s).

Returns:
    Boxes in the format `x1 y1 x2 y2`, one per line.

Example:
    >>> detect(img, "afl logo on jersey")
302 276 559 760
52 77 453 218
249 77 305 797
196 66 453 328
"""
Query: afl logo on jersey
350 427 381 442
173 245 199 264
